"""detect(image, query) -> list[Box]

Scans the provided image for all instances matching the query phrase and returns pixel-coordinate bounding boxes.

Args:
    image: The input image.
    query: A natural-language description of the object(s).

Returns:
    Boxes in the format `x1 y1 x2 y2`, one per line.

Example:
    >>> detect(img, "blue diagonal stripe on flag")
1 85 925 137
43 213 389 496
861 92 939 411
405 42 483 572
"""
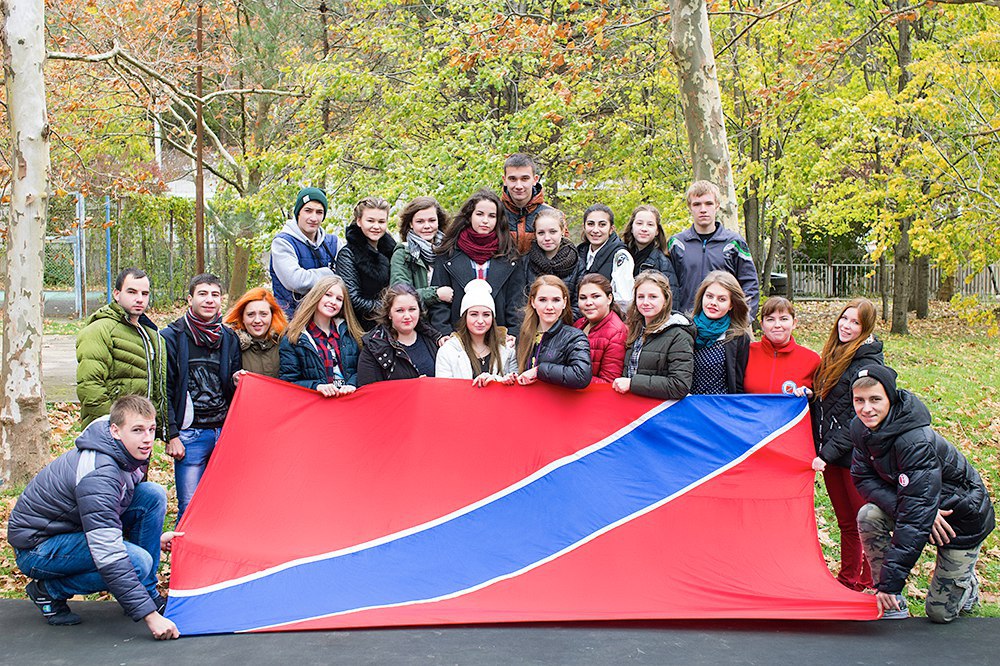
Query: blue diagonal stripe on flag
167 396 808 635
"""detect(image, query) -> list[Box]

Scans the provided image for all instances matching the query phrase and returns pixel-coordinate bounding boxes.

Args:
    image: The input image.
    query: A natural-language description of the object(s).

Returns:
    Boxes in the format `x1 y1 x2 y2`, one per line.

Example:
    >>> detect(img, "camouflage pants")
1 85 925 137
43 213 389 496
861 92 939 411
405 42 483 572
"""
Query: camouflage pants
857 503 980 623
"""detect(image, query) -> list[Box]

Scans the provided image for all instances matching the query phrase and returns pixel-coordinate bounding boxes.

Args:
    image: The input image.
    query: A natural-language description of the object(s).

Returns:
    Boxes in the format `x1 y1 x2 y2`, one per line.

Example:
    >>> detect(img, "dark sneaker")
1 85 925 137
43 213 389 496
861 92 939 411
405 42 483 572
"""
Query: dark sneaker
881 594 909 620
152 593 168 615
25 581 81 626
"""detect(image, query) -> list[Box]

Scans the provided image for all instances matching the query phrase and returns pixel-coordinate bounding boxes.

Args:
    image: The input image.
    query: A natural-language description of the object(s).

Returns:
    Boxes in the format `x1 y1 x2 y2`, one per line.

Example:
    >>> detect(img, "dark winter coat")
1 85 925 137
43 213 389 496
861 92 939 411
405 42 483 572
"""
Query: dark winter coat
336 225 397 329
813 337 884 468
629 244 681 299
574 312 628 384
667 224 760 317
429 251 525 335
278 322 361 389
629 313 696 400
577 233 629 283
7 418 159 621
524 319 592 389
161 318 241 440
357 323 440 386
851 390 996 595
75 301 169 439
722 333 751 394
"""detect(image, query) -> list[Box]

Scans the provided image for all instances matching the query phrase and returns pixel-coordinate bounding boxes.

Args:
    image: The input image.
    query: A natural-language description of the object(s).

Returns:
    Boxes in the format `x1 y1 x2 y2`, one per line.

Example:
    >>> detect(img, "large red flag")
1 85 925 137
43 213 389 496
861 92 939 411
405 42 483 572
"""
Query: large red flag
166 374 878 634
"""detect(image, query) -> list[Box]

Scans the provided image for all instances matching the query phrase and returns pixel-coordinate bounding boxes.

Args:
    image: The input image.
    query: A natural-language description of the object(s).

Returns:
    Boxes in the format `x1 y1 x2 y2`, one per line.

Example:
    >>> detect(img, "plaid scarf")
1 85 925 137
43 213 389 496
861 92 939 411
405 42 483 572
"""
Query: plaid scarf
307 321 344 386
185 309 223 349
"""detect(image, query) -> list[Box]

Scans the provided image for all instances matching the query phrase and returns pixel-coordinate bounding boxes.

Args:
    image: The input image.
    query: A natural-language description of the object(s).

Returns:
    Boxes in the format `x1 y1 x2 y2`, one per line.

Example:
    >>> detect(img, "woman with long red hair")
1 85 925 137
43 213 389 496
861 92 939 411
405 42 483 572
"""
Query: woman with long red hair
224 287 288 378
811 297 884 591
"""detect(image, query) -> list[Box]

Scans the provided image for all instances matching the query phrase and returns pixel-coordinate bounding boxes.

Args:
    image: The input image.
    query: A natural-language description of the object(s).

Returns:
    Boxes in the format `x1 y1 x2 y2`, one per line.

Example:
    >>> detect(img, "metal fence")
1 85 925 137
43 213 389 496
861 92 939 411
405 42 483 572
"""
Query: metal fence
785 262 1000 300
3 193 232 319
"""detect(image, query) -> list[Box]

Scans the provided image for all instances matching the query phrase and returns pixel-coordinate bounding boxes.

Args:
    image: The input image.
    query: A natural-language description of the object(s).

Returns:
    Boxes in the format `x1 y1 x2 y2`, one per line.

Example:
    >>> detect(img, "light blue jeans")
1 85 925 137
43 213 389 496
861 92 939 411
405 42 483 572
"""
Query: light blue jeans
174 426 222 521
15 482 167 600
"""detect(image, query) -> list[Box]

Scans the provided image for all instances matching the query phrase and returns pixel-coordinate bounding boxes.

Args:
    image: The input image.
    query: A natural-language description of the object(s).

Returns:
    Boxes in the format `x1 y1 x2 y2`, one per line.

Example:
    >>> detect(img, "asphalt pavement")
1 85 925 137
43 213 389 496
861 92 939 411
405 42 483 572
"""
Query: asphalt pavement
0 599 994 665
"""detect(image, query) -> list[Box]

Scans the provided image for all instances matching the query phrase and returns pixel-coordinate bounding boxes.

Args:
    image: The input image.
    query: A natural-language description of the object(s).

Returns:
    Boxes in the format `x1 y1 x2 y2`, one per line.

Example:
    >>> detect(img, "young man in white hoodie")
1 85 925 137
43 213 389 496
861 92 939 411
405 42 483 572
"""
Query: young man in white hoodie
269 187 340 315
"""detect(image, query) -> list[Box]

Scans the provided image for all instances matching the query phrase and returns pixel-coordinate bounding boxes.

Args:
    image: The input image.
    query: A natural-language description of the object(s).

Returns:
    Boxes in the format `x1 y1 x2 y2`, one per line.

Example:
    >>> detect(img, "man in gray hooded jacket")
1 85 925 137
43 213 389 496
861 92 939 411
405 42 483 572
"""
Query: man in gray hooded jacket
269 187 341 315
8 396 182 639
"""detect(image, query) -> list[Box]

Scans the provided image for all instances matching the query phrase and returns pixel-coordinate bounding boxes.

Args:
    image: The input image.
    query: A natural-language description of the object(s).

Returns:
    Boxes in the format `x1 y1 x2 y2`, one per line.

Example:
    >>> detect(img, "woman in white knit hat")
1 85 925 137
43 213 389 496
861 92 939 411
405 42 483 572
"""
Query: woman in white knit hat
435 279 517 386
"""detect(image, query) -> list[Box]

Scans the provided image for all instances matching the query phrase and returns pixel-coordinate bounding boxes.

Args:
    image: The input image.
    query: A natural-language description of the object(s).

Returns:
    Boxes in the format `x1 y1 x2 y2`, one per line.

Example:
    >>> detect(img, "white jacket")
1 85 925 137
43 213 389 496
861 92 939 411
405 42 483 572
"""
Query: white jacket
435 336 517 380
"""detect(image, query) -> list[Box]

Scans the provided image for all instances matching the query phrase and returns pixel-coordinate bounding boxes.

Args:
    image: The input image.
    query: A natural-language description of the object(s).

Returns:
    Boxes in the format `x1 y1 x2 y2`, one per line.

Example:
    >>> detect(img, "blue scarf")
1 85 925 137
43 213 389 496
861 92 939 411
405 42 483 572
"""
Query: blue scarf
694 311 730 350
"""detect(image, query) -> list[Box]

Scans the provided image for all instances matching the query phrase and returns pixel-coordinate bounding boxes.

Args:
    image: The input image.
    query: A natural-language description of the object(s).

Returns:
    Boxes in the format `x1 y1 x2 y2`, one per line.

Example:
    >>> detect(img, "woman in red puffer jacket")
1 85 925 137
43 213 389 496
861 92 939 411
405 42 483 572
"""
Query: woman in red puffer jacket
574 273 628 384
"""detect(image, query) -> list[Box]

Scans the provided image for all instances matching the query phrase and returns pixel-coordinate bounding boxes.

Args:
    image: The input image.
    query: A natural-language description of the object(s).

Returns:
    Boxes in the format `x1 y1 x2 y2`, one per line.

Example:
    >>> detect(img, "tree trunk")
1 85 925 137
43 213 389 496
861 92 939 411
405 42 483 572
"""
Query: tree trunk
891 216 911 335
936 272 955 302
914 255 929 318
669 0 738 231
1 0 52 486
228 229 253 300
783 224 793 299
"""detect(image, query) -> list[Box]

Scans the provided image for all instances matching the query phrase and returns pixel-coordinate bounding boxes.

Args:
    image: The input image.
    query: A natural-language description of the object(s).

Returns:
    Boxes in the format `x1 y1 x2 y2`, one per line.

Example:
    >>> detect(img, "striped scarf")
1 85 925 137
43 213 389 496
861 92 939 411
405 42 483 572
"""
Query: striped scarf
185 309 223 349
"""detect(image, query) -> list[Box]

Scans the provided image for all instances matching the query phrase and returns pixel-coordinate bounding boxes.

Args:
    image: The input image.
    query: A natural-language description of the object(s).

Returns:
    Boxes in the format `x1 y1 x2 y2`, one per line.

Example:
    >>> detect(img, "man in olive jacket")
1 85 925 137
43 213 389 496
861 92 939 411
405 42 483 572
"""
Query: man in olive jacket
76 268 169 440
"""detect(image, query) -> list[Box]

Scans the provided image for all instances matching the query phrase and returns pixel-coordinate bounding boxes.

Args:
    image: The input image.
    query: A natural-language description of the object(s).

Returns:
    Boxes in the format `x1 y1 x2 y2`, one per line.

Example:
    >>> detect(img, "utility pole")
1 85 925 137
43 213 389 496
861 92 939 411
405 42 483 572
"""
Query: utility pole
194 0 206 273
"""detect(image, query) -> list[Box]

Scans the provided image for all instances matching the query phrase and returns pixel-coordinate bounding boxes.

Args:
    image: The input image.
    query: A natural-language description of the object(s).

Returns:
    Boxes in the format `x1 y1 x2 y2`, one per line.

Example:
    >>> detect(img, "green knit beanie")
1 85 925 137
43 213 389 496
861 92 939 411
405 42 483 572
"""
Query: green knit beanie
293 187 328 220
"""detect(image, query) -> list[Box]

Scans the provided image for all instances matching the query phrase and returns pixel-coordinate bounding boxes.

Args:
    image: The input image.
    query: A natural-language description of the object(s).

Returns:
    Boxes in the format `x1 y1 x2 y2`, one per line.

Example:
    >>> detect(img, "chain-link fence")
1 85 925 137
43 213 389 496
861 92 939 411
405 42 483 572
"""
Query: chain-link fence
3 193 234 319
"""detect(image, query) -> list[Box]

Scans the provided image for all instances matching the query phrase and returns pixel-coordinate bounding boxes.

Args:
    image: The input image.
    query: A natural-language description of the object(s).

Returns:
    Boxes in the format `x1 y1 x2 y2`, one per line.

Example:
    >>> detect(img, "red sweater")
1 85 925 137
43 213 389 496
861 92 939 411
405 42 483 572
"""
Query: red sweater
574 312 628 383
744 335 820 394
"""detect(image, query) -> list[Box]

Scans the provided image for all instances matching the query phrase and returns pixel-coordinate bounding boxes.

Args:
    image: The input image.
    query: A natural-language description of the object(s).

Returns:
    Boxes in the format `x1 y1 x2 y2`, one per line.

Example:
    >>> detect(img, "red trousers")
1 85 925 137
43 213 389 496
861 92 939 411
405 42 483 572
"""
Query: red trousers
823 465 873 590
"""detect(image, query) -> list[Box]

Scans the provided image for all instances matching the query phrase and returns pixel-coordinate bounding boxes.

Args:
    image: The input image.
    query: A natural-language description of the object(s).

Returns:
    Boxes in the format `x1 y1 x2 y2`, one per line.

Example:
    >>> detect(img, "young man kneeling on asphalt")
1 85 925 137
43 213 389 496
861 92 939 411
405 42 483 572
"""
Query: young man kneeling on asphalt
7 395 182 639
850 365 995 622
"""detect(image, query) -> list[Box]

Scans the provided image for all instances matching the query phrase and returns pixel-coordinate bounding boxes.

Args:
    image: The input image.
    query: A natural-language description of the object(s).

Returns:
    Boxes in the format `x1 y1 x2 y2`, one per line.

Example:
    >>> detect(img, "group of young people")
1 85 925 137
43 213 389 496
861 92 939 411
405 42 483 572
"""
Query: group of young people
6 157 994 639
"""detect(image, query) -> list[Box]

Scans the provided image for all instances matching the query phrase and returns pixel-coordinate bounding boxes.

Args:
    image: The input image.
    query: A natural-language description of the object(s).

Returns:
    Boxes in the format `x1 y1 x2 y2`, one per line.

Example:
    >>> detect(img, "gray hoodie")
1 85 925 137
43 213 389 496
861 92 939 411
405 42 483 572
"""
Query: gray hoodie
269 219 339 296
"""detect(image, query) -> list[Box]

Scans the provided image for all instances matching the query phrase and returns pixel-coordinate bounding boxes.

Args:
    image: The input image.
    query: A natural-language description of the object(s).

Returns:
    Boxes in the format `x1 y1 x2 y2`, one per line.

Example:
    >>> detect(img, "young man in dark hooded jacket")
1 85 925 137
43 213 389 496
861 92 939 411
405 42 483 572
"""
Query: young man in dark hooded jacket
850 365 995 622
7 396 182 639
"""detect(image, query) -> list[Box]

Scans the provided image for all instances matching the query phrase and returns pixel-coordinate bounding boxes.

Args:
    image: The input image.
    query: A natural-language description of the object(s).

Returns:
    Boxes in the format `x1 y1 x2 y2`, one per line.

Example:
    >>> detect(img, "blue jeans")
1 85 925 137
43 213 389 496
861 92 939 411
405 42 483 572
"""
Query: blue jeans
14 482 167 601
174 427 221 521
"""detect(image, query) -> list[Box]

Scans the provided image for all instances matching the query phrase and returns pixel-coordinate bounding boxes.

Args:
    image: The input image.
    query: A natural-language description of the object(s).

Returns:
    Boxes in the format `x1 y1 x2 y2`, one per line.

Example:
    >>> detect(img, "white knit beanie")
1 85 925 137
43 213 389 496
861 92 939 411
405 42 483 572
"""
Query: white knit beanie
460 279 496 315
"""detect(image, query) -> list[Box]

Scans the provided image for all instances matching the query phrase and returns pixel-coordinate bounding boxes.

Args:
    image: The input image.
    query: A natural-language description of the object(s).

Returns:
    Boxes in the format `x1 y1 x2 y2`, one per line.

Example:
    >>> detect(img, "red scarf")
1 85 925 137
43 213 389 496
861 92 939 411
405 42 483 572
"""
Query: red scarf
501 187 546 255
457 226 499 264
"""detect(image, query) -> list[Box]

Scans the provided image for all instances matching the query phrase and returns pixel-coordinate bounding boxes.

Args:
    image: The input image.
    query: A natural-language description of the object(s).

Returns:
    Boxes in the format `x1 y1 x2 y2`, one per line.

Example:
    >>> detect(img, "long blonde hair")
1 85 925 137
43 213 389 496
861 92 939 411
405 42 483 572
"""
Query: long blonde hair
692 270 752 342
814 298 878 400
517 275 573 372
624 271 674 347
284 276 364 345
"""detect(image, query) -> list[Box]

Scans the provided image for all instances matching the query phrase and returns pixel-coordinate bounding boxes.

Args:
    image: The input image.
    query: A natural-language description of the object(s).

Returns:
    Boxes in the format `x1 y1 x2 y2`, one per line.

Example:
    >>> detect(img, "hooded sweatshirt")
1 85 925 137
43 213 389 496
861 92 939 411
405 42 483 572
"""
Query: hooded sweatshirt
269 219 339 314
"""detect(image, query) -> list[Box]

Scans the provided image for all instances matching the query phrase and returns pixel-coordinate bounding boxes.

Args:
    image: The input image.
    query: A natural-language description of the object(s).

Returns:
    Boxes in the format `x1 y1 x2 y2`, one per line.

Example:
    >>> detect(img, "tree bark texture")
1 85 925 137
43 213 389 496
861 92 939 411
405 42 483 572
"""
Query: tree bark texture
891 215 911 334
1 0 52 487
914 255 929 318
669 0 739 232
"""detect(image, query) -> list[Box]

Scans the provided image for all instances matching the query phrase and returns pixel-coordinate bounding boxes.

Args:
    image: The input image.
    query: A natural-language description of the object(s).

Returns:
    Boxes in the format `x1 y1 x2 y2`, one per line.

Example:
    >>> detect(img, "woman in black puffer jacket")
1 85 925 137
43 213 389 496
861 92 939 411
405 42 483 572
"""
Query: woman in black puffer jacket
357 284 443 386
336 196 397 330
515 276 591 389
811 297 883 591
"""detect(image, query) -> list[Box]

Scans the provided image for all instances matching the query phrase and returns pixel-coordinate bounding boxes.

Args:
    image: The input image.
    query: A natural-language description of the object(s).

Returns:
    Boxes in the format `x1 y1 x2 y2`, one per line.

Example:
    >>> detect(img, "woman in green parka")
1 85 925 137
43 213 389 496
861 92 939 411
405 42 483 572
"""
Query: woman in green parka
389 196 454 308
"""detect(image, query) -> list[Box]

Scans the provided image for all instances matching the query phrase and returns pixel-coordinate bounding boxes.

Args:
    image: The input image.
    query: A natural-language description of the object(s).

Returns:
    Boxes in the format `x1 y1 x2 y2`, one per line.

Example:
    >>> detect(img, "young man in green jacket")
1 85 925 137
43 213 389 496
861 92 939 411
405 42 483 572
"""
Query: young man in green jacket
76 268 169 440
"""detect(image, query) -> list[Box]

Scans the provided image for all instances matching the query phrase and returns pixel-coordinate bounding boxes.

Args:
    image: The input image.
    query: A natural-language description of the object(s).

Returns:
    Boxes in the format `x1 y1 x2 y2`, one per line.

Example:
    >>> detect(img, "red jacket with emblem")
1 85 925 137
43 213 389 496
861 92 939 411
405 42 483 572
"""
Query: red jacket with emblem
744 335 820 395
